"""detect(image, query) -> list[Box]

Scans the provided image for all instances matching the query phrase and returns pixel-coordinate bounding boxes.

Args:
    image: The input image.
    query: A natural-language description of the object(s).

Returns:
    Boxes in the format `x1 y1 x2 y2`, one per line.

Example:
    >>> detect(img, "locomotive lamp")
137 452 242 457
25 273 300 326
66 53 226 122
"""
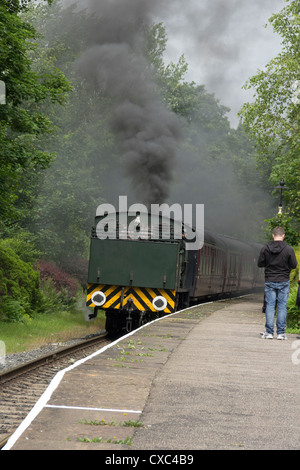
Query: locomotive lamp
275 180 289 215
152 296 168 311
91 290 106 307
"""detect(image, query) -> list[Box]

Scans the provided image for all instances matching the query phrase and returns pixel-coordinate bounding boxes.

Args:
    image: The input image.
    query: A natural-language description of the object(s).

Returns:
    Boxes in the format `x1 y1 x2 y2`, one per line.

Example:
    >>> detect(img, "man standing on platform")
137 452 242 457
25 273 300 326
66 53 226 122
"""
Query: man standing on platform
258 226 297 340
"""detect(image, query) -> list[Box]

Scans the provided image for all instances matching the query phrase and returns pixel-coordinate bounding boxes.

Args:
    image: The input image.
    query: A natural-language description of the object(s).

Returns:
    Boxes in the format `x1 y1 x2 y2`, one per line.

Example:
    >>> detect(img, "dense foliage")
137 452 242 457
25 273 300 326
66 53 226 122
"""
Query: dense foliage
0 0 73 320
239 0 300 233
0 239 42 322
287 246 300 331
0 0 71 229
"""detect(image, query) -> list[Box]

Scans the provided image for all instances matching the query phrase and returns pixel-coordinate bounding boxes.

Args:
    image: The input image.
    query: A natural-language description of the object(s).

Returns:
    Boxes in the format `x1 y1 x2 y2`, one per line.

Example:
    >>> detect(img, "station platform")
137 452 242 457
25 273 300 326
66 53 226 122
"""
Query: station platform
4 294 300 451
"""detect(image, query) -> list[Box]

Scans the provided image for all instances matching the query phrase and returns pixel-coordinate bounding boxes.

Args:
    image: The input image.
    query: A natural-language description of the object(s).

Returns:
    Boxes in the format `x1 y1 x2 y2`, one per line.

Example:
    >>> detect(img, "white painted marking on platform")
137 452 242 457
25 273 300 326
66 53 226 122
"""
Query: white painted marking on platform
45 404 141 413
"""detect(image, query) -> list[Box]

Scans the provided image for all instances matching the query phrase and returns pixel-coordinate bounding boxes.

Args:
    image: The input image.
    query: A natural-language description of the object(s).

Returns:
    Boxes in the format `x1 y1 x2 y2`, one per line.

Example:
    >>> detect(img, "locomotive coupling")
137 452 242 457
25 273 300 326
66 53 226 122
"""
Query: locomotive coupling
125 298 134 331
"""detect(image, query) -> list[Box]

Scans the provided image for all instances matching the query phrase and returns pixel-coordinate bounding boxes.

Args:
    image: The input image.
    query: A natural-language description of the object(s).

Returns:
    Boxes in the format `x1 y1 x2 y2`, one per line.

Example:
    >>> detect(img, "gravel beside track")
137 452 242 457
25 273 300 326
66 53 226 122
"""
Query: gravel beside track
0 331 106 372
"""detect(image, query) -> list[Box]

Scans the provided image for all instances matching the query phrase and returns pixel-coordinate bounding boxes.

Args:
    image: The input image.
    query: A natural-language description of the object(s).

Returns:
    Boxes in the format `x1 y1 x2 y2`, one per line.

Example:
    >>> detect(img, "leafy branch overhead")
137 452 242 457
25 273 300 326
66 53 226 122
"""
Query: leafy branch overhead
0 0 72 224
239 0 300 222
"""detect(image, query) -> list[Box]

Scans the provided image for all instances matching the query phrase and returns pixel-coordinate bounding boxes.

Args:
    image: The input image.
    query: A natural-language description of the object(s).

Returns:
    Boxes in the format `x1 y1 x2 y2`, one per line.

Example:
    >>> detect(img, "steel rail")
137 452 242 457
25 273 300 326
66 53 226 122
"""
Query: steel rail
0 333 109 385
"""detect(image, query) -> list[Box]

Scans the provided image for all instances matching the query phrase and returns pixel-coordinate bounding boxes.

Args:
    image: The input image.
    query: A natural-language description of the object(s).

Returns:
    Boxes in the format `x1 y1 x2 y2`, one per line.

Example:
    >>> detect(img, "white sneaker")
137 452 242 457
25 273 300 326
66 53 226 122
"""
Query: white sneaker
277 334 287 340
260 332 273 339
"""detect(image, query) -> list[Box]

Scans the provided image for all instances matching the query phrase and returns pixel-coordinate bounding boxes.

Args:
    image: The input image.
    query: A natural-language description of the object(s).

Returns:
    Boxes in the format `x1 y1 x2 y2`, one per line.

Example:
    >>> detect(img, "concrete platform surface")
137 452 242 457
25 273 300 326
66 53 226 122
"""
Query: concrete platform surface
4 294 300 450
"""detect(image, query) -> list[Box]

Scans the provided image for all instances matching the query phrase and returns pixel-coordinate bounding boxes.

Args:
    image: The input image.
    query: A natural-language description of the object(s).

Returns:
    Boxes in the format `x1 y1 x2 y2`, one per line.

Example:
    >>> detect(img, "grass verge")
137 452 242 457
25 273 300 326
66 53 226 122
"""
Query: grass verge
0 308 106 354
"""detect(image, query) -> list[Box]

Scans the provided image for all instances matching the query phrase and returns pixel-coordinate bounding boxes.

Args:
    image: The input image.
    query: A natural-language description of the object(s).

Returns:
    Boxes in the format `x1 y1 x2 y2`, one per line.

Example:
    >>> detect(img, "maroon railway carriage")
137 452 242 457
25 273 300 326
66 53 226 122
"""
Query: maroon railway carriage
190 231 264 303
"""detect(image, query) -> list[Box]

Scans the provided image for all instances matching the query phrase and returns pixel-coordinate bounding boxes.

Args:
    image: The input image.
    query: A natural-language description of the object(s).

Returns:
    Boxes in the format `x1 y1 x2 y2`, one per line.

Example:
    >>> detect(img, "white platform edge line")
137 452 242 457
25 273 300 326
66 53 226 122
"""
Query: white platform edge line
3 297 224 450
45 404 142 413
2 306 186 450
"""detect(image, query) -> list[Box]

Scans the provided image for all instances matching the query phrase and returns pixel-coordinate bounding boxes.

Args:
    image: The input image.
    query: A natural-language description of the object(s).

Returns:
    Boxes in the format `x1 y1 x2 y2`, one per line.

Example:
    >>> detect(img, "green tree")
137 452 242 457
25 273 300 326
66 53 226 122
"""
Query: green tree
0 0 71 229
13 2 119 269
264 212 300 245
239 0 300 226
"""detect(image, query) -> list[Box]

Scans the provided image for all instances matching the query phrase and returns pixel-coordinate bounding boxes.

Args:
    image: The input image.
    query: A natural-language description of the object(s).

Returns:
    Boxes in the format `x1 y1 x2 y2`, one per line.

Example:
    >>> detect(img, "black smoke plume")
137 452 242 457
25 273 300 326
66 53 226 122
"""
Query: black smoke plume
70 0 181 205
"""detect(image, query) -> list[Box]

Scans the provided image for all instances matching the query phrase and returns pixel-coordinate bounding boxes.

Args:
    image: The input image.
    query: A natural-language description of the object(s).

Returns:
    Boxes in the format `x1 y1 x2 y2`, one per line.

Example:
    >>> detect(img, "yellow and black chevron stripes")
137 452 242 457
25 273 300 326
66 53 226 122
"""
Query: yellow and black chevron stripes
86 284 176 313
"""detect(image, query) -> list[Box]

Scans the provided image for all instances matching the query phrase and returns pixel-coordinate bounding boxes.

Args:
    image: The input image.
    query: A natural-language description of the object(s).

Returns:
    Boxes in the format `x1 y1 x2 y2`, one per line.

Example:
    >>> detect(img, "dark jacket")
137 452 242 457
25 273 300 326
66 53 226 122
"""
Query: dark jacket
257 241 297 282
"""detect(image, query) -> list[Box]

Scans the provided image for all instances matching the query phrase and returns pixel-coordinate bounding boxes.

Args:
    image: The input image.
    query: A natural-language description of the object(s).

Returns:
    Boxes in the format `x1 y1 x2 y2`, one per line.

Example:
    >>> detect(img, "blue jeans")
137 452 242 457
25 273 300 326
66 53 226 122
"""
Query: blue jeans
264 281 290 335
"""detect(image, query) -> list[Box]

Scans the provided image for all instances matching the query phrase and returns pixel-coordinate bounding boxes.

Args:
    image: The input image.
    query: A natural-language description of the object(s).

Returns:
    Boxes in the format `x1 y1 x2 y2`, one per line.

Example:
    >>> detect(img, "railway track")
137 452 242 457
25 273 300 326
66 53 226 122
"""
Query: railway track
0 333 112 449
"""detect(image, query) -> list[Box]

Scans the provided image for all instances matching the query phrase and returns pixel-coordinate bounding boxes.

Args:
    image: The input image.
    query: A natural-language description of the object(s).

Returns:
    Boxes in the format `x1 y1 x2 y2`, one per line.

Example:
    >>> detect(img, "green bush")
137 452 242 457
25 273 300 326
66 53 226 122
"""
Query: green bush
286 245 300 332
0 231 41 263
290 245 300 286
0 297 32 323
39 277 79 314
0 240 42 322
287 284 300 333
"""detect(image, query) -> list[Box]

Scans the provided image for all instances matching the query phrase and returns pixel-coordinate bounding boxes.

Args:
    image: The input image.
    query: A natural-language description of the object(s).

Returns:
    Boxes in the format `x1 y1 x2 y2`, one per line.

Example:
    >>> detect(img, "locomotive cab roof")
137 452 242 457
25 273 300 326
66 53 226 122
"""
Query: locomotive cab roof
92 210 197 243
92 209 260 256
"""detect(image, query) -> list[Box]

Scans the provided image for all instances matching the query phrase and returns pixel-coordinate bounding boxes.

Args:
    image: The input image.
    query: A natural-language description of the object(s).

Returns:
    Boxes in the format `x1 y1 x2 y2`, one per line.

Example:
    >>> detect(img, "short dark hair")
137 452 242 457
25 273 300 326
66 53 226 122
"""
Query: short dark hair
273 226 285 237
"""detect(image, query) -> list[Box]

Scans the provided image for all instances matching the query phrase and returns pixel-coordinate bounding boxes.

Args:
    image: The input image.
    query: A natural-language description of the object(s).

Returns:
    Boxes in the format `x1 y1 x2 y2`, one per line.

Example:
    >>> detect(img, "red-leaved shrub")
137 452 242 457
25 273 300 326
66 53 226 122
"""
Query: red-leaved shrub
59 257 88 288
36 260 80 298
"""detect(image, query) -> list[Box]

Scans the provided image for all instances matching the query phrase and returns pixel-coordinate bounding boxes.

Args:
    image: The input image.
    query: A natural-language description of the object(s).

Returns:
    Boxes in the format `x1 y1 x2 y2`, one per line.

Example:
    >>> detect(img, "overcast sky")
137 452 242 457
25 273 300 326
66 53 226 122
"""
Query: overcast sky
61 0 285 127
160 0 284 127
